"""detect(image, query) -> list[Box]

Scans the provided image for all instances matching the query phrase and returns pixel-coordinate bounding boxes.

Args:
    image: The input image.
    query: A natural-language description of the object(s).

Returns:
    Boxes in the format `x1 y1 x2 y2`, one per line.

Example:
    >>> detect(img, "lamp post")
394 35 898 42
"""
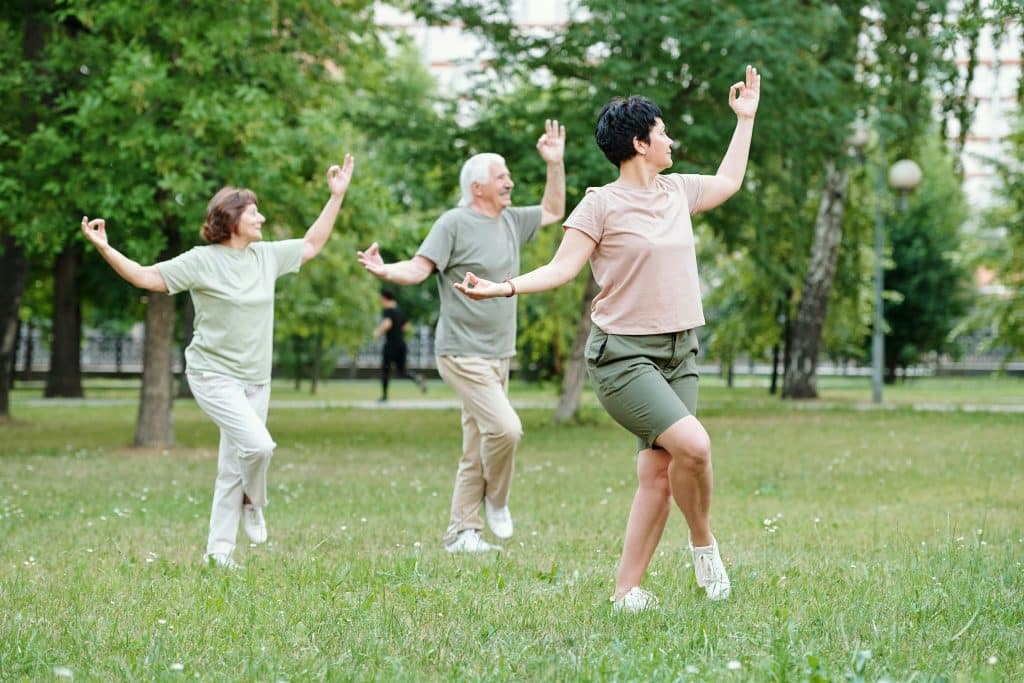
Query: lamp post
871 158 922 403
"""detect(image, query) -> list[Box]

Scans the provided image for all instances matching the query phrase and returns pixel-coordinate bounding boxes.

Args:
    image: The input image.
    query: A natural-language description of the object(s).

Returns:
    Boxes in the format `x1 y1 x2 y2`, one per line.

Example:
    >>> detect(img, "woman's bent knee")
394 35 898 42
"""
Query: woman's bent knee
238 438 276 463
675 438 711 473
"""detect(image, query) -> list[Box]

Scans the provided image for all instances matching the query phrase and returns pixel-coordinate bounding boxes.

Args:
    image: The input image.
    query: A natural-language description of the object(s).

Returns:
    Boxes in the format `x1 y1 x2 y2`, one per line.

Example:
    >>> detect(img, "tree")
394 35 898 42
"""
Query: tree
1 1 397 441
783 0 972 397
957 109 1024 362
883 140 971 380
0 3 55 418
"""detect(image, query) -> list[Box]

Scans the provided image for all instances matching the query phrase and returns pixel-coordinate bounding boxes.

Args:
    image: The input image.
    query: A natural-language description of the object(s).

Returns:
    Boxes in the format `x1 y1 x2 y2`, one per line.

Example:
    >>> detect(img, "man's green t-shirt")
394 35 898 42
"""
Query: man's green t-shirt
156 239 304 383
417 206 542 358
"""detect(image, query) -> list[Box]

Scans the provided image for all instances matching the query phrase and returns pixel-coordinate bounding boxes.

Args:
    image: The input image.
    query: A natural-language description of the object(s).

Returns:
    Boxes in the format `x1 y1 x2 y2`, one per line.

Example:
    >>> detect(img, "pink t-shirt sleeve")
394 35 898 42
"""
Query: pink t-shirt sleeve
673 174 704 215
562 188 603 242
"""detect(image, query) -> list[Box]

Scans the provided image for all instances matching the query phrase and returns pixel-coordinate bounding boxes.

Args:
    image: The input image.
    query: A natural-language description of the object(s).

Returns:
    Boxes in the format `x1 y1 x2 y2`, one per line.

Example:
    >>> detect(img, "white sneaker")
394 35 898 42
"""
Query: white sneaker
445 529 500 553
611 586 659 613
243 504 267 544
205 553 242 570
484 499 514 539
692 537 731 601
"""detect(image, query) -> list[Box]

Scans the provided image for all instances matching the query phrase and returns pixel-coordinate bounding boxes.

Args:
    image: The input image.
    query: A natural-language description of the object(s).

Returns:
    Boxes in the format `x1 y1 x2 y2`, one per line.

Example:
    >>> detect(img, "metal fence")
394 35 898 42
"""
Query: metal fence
12 325 437 375
11 325 1022 377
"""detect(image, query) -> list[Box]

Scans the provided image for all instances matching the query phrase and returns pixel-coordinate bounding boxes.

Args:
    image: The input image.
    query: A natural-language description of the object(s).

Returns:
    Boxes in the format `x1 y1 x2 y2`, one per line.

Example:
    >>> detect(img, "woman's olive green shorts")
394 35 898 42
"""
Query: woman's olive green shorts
585 325 699 451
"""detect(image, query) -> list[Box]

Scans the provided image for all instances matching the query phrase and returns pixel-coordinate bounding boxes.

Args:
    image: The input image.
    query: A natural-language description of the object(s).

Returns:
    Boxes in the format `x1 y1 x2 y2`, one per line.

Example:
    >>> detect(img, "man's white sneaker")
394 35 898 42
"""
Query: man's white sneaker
692 537 731 601
205 553 242 570
610 586 659 614
445 529 500 553
484 499 514 539
243 504 267 544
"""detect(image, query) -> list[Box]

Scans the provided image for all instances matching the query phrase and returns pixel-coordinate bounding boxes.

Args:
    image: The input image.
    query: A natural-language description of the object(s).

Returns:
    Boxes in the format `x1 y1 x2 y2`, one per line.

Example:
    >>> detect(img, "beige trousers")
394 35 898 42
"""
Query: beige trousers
436 355 523 546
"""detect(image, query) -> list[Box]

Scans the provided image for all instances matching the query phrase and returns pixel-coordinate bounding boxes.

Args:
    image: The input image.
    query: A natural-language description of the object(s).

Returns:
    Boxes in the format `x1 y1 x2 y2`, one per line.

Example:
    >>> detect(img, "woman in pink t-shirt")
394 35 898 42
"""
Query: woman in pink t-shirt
455 66 760 612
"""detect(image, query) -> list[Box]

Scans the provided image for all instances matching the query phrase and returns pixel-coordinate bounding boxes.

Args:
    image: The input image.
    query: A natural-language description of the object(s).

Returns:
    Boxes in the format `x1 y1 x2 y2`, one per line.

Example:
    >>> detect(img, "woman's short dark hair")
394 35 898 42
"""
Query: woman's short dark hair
595 96 663 167
380 288 397 301
202 187 257 243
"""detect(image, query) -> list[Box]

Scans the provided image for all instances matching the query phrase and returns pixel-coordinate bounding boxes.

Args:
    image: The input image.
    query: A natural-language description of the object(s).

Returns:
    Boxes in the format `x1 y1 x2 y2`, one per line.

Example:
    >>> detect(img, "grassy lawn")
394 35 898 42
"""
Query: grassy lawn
1 378 1021 681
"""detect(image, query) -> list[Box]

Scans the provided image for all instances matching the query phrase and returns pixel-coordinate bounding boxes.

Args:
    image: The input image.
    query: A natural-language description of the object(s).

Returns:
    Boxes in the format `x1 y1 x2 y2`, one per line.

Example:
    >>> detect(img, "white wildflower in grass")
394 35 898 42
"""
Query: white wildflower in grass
987 656 997 665
685 664 699 674
361 517 367 523
53 666 73 678
170 662 184 671
726 659 742 670
158 619 167 625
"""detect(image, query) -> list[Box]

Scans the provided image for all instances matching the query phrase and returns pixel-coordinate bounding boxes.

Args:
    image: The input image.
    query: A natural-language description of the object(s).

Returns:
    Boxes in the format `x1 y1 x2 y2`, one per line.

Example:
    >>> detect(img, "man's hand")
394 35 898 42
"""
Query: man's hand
357 241 387 278
81 216 109 249
536 119 566 165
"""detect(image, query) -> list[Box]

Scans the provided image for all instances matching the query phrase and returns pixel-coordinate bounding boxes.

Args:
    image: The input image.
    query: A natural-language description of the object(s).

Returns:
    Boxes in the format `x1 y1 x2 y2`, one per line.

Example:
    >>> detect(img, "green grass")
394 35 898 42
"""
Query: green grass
2 379 1022 681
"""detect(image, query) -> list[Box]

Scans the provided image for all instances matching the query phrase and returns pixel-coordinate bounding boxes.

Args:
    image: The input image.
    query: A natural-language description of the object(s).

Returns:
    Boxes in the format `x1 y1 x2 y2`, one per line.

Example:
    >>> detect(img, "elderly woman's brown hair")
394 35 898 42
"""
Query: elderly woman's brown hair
202 187 258 243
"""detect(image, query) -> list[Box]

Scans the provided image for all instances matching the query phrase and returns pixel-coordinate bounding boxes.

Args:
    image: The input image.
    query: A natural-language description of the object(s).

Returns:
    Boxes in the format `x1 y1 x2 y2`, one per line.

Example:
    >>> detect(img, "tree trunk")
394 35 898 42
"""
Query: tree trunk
9 317 21 389
310 330 322 395
45 246 83 398
135 291 176 447
553 275 599 424
783 164 849 399
134 227 180 447
0 236 29 418
177 294 194 398
23 320 35 380
770 342 781 395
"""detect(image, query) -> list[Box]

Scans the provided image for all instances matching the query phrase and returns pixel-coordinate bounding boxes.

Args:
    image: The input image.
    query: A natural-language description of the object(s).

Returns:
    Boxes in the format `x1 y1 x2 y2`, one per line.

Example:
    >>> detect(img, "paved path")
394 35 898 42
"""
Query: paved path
16 397 1024 413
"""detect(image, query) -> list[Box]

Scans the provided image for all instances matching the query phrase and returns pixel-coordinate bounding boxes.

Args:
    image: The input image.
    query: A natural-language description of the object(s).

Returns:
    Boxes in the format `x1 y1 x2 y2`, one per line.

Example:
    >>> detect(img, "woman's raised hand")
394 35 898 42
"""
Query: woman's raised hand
453 272 506 300
729 65 761 120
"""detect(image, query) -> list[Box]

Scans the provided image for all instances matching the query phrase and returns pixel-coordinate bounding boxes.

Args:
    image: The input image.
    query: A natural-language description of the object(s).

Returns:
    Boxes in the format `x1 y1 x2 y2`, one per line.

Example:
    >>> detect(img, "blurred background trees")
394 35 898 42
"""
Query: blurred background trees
1 0 1020 429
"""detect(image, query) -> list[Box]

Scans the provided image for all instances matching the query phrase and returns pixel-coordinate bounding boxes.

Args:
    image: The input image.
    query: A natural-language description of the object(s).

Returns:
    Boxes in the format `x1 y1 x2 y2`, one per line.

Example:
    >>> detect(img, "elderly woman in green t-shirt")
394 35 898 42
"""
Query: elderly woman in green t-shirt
456 67 761 612
81 156 355 569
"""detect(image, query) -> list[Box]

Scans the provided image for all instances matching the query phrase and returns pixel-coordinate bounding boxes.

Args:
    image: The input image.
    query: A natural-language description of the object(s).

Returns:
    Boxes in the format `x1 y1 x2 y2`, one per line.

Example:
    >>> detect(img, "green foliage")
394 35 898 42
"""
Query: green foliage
883 139 972 376
957 109 1024 361
1 2 459 384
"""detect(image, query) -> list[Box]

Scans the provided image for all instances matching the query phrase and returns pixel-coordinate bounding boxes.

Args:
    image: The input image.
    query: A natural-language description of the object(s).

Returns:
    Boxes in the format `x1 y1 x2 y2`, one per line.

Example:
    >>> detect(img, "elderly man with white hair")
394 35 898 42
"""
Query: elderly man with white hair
358 120 566 552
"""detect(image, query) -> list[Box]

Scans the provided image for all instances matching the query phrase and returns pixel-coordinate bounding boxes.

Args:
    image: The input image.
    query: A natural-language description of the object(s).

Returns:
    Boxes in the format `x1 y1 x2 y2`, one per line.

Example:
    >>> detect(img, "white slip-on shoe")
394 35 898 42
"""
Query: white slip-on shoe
692 537 731 601
484 499 514 539
610 586 659 614
243 504 267 544
205 553 242 570
445 529 501 553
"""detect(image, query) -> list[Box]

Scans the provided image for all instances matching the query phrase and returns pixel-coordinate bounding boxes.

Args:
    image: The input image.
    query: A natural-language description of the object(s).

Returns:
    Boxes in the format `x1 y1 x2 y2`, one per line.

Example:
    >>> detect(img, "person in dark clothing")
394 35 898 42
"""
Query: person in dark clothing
373 288 427 401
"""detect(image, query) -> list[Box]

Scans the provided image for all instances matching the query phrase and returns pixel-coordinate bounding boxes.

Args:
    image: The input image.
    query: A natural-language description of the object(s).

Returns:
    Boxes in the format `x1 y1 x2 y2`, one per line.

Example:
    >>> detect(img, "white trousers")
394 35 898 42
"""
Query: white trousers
187 371 275 557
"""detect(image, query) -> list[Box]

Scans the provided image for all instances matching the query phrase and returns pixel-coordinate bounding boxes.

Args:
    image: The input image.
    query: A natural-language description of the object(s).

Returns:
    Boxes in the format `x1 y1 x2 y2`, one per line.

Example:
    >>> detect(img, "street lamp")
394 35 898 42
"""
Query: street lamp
872 158 923 403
